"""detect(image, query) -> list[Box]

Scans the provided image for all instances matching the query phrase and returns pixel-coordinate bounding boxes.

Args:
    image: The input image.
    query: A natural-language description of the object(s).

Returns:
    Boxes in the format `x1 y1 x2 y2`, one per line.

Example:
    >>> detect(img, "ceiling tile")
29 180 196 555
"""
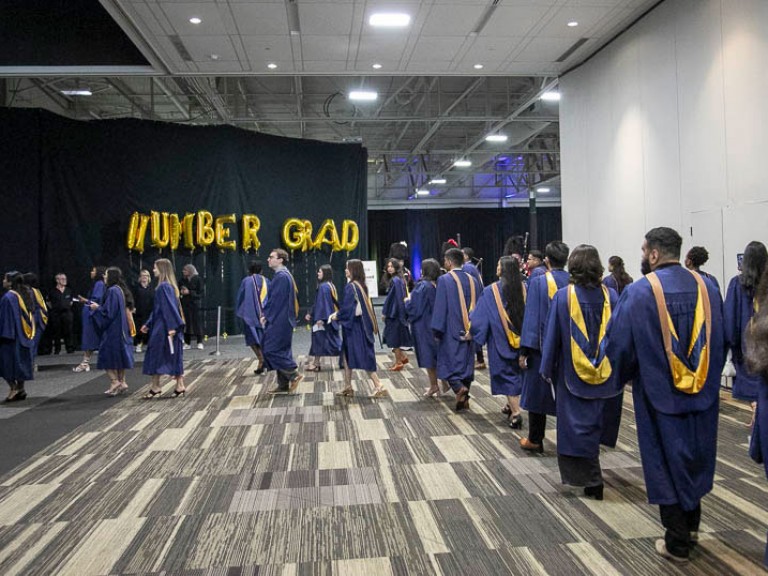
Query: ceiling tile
406 61 453 72
195 60 245 73
480 5 554 37
160 3 229 36
304 60 350 72
410 37 463 61
301 36 349 61
420 5 484 37
461 36 523 63
298 4 354 35
229 3 289 35
241 35 293 64
537 5 619 37
356 34 409 62
513 37 577 61
182 36 239 61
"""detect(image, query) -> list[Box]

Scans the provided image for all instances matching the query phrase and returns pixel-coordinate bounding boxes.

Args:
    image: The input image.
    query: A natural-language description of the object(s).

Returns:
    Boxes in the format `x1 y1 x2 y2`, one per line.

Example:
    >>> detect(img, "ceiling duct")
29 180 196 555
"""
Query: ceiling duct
169 35 193 62
286 0 301 35
556 38 589 63
470 0 502 36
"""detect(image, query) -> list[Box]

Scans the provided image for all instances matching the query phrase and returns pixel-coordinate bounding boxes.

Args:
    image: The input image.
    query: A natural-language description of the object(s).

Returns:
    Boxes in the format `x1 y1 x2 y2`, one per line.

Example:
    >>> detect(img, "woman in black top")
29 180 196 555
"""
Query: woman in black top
132 269 154 353
179 264 204 350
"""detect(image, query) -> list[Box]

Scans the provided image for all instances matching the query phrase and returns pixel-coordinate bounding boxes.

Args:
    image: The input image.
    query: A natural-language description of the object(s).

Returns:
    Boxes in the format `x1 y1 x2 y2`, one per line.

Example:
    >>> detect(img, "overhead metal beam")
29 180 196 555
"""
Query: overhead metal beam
106 78 152 118
152 78 190 120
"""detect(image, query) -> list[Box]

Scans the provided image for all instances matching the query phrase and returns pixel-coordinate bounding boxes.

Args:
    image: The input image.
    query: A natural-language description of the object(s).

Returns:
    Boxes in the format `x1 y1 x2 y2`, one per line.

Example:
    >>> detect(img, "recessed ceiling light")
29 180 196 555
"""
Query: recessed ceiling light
349 90 378 101
369 13 410 27
536 187 551 193
429 178 446 184
210 54 220 60
189 17 202 24
267 63 278 69
61 89 92 96
485 134 508 143
541 91 561 101
567 21 579 27
416 189 430 196
473 63 484 70
372 63 382 70
453 160 472 167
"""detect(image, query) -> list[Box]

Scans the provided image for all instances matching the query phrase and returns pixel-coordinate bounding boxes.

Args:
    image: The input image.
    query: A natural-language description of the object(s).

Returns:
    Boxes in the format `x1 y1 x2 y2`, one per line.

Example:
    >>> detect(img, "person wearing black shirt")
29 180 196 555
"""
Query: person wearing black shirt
132 269 154 353
48 273 75 354
179 264 204 350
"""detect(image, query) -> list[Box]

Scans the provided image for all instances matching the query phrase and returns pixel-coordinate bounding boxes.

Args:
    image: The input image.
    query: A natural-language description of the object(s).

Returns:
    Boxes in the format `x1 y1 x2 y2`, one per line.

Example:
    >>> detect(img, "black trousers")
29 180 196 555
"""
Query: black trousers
528 412 547 444
50 311 74 352
660 503 701 558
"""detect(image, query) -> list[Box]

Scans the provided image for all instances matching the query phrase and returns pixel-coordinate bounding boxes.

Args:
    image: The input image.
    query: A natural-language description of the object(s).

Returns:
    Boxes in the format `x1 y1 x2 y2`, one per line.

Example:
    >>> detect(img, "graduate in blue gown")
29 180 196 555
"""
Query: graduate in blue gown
23 273 48 364
519 241 570 452
0 272 36 402
525 250 546 287
405 259 440 396
724 241 766 420
141 259 186 398
330 259 386 398
431 248 482 411
74 266 106 373
470 256 526 427
462 247 488 371
262 248 302 393
305 264 341 371
91 268 135 396
236 260 269 375
601 255 633 296
382 258 413 370
541 245 622 500
606 227 726 564
685 246 721 294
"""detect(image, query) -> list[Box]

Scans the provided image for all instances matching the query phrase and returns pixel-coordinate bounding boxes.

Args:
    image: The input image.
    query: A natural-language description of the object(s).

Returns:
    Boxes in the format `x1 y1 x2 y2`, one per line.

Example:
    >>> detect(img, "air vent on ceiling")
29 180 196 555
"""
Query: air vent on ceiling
556 37 589 63
470 0 502 35
286 0 301 35
169 35 193 62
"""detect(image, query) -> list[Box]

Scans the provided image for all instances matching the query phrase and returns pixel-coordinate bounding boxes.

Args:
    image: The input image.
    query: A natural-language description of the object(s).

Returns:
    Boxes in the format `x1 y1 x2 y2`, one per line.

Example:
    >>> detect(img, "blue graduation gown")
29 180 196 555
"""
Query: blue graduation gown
431 268 481 382
0 291 34 382
338 282 377 371
520 269 569 415
235 274 268 347
469 281 523 396
464 262 483 285
749 378 768 566
541 285 622 458
80 280 106 350
606 264 726 510
142 283 185 376
29 288 48 360
526 265 546 287
262 269 298 371
308 282 341 357
724 276 761 401
697 270 720 294
405 280 437 369
382 276 413 348
93 285 134 370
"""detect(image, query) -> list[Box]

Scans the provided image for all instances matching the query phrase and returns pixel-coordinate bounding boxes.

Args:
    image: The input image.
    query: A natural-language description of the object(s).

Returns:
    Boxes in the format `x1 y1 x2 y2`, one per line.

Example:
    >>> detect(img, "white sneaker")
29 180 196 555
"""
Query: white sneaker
135 345 142 353
196 343 204 350
182 344 191 350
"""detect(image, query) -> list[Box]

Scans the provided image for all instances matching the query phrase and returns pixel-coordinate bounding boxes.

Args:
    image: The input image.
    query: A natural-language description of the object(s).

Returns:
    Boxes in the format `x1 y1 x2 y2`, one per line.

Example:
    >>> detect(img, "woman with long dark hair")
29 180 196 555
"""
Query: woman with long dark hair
405 259 440 396
541 245 622 500
0 272 36 402
382 258 413 370
74 265 107 372
725 241 768 420
90 267 135 396
602 256 633 295
470 256 527 427
141 259 186 398
305 264 341 371
329 259 387 398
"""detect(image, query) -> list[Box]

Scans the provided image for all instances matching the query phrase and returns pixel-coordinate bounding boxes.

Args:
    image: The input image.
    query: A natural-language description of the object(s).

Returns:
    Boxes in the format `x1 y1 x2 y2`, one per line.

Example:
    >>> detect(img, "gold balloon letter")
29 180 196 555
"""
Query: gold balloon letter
242 214 261 252
282 218 306 251
126 212 140 250
313 219 341 251
341 220 359 252
134 214 150 253
196 210 215 248
169 213 181 251
215 214 237 251
181 213 195 250
150 211 170 249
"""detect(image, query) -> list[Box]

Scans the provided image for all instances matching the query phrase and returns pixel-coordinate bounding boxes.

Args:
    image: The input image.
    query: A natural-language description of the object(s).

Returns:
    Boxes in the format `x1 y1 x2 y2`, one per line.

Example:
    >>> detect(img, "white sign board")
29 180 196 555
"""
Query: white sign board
362 260 379 298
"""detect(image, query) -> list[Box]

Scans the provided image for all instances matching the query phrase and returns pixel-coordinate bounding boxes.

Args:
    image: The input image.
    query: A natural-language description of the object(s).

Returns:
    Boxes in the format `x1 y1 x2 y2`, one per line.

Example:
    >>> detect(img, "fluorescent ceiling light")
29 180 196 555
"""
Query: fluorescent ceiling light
416 189 430 196
372 63 382 69
473 63 484 70
369 13 410 27
349 90 378 101
267 63 277 69
61 89 92 96
567 21 579 27
536 187 551 193
429 178 446 184
453 160 472 167
189 17 202 24
485 134 508 143
541 91 561 101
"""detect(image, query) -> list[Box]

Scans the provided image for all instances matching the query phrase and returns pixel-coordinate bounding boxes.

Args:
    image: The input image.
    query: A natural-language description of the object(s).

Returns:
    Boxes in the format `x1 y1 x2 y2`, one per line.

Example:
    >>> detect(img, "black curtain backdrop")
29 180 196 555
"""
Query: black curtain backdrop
0 108 367 335
368 207 562 286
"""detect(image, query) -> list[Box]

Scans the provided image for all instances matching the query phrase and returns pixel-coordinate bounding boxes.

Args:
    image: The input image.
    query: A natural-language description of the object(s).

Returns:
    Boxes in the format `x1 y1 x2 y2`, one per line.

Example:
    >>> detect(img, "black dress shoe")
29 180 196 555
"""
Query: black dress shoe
584 484 604 500
254 366 266 375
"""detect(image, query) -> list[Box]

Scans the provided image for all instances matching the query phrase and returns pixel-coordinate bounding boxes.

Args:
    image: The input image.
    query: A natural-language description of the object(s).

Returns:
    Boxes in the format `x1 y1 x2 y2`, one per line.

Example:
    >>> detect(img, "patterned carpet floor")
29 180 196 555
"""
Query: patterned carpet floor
0 353 765 575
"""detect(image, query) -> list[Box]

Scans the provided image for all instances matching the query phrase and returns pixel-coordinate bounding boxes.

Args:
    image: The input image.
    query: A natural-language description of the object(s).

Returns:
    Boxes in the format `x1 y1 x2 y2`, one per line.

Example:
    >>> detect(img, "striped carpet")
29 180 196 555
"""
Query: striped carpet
0 355 765 575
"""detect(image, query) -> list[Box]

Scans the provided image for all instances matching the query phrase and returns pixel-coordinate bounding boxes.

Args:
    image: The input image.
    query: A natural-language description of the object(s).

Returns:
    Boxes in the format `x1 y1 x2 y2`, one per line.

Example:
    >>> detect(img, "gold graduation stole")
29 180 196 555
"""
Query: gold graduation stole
328 282 339 312
353 281 378 334
285 271 299 318
117 287 136 338
402 276 410 300
545 272 558 300
32 288 48 327
11 291 35 341
647 270 711 394
491 282 524 349
259 276 268 304
568 285 613 385
449 270 476 333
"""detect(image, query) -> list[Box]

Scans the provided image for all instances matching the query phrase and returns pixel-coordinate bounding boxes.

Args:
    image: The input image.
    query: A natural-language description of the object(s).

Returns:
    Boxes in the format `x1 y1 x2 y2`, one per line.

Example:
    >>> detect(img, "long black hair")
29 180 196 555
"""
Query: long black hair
318 264 333 284
106 267 135 309
608 256 633 293
499 256 525 332
569 245 604 288
740 241 768 293
420 259 441 282
5 271 34 313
